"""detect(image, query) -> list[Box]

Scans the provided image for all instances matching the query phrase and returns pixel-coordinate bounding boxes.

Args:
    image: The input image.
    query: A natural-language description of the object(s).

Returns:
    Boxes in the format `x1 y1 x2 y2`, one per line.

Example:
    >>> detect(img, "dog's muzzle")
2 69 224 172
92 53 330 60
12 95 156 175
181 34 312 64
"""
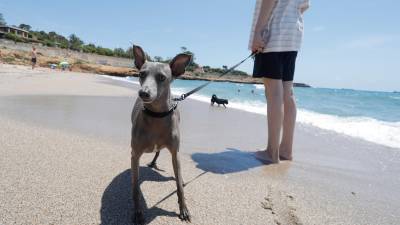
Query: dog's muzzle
138 90 154 103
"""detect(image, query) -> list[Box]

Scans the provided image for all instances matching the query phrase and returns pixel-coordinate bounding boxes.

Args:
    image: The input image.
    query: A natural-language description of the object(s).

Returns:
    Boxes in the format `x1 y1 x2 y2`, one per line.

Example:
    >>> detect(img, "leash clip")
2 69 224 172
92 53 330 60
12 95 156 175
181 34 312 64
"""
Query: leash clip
180 94 186 100
174 94 186 101
173 94 186 102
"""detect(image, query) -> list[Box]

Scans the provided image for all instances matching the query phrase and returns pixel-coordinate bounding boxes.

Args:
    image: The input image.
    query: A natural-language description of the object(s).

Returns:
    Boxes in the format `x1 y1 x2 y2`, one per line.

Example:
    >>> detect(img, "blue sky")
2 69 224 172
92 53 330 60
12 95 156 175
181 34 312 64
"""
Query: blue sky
2 0 400 91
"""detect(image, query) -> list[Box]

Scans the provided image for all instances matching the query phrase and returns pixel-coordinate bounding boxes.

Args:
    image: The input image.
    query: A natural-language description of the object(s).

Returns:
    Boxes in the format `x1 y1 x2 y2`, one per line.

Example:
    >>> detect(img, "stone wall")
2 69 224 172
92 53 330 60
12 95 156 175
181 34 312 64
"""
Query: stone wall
0 39 133 68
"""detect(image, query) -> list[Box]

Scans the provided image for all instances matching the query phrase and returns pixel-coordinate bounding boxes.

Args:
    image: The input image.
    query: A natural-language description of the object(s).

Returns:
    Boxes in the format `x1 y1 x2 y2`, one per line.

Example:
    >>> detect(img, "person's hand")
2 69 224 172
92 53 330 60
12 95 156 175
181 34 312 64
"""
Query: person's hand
251 36 265 53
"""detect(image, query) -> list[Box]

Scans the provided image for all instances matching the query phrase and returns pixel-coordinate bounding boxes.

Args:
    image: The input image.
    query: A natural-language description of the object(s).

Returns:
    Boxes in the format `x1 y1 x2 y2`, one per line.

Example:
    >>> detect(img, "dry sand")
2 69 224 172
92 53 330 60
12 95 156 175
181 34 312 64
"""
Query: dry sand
0 64 399 225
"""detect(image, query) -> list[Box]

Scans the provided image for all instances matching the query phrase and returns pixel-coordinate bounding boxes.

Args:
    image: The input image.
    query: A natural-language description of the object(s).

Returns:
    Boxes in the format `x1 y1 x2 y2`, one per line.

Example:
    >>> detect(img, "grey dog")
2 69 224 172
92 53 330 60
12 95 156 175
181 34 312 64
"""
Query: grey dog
131 45 192 224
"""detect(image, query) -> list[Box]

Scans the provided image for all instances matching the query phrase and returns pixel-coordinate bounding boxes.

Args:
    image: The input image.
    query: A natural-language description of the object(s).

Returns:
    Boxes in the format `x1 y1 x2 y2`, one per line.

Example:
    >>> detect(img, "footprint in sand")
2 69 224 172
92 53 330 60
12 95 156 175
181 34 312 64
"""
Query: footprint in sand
261 186 303 225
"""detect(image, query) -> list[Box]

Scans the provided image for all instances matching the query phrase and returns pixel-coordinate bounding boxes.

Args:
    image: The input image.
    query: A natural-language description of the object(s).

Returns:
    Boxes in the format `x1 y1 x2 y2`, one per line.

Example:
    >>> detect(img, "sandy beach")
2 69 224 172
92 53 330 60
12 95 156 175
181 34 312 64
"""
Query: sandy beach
0 64 399 225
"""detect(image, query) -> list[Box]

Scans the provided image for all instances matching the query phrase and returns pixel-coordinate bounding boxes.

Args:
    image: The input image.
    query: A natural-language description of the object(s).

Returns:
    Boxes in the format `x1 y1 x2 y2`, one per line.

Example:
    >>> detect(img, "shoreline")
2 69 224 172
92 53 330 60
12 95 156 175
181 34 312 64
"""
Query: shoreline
1 64 399 225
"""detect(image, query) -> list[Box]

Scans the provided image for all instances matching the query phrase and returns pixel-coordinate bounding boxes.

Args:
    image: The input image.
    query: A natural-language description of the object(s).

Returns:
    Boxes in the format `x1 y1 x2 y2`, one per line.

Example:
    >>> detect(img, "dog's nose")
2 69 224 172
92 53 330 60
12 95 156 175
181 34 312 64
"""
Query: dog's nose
138 90 150 99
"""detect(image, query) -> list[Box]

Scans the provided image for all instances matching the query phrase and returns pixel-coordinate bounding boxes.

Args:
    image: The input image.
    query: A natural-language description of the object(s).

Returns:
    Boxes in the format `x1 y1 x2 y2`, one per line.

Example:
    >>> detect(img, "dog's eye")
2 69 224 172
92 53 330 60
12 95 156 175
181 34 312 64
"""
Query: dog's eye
139 72 146 79
158 74 166 82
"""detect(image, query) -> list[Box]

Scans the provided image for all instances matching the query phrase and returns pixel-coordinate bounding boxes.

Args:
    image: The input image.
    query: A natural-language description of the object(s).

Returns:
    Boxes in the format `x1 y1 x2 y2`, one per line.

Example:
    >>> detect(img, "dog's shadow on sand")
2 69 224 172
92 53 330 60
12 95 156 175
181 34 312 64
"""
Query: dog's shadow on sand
191 148 265 174
100 167 177 225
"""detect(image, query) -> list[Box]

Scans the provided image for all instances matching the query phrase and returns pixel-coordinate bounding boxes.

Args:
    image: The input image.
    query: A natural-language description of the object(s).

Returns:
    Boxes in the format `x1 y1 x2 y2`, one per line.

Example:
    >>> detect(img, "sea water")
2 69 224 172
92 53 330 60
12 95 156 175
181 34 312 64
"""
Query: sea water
104 75 400 149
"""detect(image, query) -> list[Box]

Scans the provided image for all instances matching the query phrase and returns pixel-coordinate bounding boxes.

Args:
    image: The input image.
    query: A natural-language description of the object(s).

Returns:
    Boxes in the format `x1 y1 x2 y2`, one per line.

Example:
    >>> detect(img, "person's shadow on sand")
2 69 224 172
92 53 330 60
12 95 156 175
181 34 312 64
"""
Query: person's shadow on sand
191 148 265 174
100 167 177 225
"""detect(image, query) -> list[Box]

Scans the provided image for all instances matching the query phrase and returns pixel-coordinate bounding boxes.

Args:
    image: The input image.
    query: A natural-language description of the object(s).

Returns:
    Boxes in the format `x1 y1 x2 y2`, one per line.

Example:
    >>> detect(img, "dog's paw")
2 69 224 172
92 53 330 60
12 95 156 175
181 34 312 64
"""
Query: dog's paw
147 163 165 172
132 210 145 225
179 206 191 222
147 162 156 168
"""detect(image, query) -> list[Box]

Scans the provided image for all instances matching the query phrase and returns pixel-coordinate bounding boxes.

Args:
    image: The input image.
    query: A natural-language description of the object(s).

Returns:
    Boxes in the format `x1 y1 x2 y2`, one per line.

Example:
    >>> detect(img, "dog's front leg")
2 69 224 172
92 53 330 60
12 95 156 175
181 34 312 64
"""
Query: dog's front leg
131 152 145 225
170 149 191 222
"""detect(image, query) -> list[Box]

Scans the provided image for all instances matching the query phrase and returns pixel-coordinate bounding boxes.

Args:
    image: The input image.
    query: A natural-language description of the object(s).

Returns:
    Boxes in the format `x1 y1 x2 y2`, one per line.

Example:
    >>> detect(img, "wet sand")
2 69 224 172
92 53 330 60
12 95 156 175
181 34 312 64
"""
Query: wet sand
1 64 399 225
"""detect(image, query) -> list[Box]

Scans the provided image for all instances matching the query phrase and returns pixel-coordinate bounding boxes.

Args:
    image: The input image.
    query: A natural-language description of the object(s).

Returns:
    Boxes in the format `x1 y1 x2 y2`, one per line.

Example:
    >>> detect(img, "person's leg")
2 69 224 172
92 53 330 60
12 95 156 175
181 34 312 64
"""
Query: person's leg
279 52 298 160
255 78 283 163
279 82 297 161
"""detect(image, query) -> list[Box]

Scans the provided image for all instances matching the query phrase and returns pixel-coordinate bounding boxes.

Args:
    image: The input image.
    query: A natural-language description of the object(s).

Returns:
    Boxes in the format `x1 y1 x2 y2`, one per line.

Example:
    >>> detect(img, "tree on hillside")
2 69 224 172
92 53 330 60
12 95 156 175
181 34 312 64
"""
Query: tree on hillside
222 65 228 71
96 46 114 56
31 30 49 41
113 48 125 57
202 66 211 72
145 53 152 62
0 13 6 25
153 56 163 62
82 43 97 53
69 34 84 51
48 31 69 48
125 47 134 59
18 24 31 31
179 46 198 71
48 31 57 39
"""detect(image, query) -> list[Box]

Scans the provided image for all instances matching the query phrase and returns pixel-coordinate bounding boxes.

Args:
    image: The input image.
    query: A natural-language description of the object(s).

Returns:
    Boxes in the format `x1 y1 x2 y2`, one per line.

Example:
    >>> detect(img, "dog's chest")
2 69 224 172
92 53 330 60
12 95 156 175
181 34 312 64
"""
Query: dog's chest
140 128 172 153
132 113 179 152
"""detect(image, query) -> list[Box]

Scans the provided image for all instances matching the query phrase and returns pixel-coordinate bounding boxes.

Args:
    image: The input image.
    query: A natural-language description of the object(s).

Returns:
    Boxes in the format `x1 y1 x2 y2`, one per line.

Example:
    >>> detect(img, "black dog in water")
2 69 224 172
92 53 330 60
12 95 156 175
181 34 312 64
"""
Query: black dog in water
211 94 228 108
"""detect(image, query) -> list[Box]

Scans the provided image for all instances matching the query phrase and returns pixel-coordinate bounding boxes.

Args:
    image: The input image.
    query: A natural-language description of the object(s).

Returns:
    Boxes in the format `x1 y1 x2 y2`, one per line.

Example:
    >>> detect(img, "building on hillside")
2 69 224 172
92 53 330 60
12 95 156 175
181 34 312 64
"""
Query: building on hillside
194 65 205 74
0 26 30 39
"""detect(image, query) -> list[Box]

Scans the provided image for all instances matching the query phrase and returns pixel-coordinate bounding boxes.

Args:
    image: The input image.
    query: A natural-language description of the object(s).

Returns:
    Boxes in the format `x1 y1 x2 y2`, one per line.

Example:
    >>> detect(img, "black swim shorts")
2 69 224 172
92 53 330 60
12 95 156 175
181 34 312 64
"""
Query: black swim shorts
31 58 37 64
253 51 298 81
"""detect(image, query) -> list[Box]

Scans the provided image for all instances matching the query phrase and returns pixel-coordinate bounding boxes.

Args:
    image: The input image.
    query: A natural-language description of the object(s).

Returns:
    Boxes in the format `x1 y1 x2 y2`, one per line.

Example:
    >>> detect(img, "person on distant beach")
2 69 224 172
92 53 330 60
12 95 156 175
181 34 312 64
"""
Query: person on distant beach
249 0 310 163
31 46 37 70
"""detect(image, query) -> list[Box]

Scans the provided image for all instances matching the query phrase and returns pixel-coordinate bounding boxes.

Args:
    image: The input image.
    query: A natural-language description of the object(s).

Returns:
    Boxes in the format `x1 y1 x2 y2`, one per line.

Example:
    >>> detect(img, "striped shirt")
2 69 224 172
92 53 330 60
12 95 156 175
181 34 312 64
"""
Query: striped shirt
249 0 310 53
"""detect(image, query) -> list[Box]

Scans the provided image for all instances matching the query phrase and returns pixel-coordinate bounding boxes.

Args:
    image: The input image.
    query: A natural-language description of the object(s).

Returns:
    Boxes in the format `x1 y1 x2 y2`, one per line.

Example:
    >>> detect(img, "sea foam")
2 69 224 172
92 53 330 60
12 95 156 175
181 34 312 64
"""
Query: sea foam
100 75 140 85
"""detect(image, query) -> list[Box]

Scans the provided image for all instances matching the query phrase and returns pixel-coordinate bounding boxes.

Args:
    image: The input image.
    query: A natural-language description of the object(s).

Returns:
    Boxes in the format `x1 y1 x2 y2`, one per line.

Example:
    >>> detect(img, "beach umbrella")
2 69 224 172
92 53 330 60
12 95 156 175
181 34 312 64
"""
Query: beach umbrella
59 61 69 66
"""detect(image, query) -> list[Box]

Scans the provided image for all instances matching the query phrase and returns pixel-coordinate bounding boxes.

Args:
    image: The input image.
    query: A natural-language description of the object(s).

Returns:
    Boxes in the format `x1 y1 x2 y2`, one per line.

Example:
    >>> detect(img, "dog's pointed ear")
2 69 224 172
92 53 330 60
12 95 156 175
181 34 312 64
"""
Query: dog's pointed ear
133 45 146 70
169 54 192 77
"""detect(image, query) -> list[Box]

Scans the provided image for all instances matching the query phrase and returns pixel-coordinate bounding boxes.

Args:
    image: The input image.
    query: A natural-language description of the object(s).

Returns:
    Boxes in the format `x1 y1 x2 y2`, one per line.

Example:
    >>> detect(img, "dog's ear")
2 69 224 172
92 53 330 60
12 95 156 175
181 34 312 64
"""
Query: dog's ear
133 45 146 70
169 54 192 77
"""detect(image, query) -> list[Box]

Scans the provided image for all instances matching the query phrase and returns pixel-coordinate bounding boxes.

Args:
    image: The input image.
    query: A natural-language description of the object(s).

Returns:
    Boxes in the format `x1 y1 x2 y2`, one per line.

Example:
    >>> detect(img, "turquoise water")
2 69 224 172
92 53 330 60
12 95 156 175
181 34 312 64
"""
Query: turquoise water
295 88 400 122
110 76 400 149
172 79 400 122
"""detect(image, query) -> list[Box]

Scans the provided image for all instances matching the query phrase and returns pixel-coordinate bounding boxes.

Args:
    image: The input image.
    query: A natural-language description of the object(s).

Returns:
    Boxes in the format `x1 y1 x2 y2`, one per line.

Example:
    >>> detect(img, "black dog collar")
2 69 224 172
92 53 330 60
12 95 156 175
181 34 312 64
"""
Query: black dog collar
143 103 178 118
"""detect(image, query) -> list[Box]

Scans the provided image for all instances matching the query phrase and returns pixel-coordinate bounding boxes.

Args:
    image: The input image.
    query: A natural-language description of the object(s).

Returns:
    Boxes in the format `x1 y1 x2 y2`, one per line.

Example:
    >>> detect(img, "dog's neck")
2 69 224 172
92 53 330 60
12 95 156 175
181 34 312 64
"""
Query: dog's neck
142 89 175 114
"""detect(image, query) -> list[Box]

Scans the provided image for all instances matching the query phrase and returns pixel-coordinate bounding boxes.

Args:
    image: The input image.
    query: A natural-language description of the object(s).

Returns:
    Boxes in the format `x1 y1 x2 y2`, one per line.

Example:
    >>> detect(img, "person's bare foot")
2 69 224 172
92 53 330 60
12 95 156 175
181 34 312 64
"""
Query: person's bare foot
254 150 279 164
279 148 293 161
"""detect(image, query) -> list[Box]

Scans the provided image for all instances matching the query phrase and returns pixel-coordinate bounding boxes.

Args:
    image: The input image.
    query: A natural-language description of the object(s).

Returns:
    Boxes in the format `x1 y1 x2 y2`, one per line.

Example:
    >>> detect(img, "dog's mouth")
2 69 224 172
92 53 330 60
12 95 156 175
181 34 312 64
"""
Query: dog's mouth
140 96 153 103
139 91 161 104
